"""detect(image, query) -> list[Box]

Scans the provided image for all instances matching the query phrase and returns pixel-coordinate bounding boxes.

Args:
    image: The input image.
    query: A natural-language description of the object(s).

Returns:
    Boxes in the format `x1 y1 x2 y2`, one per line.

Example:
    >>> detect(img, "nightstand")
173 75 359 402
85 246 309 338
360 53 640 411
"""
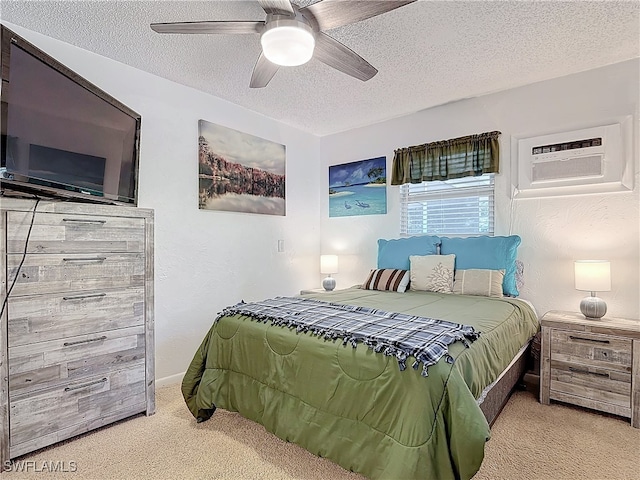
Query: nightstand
540 310 639 428
299 288 327 295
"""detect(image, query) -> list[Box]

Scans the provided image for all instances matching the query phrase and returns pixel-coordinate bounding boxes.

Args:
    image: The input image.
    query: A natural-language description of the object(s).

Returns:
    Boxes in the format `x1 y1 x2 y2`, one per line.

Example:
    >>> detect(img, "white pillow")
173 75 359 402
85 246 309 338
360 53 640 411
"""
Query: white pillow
409 254 456 293
453 269 505 297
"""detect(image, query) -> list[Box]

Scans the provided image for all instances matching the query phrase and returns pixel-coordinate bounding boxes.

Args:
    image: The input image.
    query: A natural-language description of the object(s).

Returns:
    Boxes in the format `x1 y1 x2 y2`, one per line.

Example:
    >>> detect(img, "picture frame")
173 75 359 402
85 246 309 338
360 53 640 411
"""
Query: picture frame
329 157 387 217
198 120 286 216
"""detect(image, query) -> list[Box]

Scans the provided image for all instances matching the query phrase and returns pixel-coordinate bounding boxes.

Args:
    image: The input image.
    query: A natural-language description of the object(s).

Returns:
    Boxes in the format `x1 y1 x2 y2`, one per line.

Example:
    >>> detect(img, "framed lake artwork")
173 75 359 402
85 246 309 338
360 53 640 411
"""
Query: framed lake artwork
198 119 286 216
329 157 387 217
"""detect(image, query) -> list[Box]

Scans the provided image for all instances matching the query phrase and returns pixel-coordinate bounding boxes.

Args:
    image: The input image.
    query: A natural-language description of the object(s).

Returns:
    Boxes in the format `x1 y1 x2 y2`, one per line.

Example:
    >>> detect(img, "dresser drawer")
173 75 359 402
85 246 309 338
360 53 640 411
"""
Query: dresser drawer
7 252 144 296
8 325 145 395
550 329 632 372
9 364 147 450
8 287 145 346
7 211 145 254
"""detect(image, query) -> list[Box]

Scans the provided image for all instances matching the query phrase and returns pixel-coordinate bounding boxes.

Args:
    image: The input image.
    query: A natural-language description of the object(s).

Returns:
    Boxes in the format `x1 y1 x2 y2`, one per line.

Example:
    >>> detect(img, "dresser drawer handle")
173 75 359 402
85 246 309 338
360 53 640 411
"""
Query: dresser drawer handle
62 218 106 224
63 336 107 347
63 293 107 301
62 257 107 263
568 335 610 344
64 377 108 392
569 367 610 378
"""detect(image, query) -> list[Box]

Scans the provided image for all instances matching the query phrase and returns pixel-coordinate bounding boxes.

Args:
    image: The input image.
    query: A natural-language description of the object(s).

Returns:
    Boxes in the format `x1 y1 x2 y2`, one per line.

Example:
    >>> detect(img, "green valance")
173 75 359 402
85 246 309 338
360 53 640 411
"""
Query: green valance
391 131 501 185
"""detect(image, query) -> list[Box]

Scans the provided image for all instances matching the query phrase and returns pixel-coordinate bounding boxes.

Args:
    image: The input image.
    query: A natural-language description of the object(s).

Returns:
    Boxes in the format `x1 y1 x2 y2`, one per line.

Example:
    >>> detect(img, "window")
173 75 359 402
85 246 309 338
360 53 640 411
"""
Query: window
400 174 494 236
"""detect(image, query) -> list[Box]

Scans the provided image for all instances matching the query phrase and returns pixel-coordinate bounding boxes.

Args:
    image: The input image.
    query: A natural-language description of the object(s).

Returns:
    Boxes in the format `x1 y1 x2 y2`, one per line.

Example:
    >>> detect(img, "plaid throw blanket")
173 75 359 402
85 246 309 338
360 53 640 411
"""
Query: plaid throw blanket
216 296 480 377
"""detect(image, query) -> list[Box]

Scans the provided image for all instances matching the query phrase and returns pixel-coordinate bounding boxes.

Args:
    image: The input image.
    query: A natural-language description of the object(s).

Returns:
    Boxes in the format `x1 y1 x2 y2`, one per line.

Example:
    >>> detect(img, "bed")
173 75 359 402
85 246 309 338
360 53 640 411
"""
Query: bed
182 286 538 480
182 234 539 479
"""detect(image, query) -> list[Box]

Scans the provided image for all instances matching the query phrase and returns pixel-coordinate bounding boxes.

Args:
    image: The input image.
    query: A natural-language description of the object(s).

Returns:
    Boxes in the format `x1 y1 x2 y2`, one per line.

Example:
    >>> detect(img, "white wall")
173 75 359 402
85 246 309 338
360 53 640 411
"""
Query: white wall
4 23 322 383
320 59 640 320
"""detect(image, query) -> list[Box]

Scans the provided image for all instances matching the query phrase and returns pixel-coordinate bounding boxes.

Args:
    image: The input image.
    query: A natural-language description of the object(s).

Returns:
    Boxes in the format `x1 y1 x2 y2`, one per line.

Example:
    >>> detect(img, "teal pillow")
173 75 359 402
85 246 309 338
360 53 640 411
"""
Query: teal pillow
377 236 440 271
439 235 521 296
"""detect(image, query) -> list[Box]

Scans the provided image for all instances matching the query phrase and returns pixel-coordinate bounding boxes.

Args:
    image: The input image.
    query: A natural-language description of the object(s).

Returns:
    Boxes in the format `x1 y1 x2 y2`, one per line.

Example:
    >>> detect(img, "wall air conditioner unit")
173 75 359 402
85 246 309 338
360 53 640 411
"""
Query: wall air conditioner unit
512 119 633 198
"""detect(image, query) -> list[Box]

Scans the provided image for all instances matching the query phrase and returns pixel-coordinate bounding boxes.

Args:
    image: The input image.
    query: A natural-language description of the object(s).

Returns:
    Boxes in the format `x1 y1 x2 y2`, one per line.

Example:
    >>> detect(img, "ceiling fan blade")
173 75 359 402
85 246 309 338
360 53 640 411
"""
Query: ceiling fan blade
250 53 280 88
151 21 263 34
257 0 295 16
301 0 416 31
313 33 377 82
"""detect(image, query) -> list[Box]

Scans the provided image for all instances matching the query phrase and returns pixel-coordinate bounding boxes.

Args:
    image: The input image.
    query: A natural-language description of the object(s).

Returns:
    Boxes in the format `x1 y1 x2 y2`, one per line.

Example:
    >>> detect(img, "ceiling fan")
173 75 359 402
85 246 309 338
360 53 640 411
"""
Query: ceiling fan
151 0 416 88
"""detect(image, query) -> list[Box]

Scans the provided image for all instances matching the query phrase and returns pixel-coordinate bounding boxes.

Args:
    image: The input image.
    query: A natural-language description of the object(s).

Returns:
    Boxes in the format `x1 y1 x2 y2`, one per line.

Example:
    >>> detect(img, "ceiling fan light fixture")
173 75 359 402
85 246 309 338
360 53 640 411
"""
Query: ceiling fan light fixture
260 20 315 67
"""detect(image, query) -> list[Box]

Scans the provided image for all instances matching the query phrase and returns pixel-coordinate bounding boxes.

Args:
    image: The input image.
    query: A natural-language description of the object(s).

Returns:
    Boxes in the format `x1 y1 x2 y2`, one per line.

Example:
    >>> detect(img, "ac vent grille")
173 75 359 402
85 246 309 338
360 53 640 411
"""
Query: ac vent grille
531 137 602 155
532 155 603 183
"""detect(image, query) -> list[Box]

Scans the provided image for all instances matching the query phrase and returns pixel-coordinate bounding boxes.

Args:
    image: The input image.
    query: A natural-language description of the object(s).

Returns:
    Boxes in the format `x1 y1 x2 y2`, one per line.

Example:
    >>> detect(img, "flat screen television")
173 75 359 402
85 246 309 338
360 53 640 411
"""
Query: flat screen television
1 25 141 205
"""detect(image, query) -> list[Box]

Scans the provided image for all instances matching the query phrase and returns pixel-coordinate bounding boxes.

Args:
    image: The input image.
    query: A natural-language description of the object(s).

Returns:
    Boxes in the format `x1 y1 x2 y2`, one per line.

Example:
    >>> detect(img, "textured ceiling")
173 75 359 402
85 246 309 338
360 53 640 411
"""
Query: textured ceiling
1 0 639 135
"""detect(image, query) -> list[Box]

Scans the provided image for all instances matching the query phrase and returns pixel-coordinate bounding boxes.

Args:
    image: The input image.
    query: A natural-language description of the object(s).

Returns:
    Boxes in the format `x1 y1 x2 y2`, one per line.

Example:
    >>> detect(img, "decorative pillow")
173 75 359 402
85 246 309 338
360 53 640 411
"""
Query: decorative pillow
409 254 455 293
515 259 525 292
439 235 521 297
362 268 410 293
377 236 440 270
453 269 505 297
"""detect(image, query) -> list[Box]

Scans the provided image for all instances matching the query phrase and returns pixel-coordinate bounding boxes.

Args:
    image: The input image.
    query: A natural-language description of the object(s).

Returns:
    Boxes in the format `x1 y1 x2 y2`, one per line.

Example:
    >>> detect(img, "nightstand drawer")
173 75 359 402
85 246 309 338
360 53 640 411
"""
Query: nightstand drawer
550 330 632 372
550 360 631 409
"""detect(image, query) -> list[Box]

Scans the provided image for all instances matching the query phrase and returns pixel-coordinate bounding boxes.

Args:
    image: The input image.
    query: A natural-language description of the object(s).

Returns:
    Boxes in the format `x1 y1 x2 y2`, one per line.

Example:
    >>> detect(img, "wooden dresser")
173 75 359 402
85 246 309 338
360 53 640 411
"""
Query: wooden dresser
540 310 639 428
0 198 155 463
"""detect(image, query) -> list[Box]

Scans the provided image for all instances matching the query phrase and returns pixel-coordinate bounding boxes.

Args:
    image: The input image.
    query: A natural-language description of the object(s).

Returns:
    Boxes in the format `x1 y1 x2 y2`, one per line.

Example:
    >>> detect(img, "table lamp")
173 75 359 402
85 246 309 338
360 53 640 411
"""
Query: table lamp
574 260 611 319
320 255 338 291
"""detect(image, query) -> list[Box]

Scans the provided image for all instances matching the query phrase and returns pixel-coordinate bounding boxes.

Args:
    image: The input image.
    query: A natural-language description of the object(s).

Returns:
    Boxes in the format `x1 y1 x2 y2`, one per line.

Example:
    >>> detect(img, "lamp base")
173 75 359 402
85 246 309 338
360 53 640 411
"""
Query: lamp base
322 275 336 291
580 295 607 319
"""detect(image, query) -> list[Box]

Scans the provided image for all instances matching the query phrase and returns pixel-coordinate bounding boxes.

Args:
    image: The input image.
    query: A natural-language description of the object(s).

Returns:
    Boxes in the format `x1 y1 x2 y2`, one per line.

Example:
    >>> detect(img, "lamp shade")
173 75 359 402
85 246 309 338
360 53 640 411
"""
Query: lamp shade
575 260 611 292
320 255 338 274
260 20 315 67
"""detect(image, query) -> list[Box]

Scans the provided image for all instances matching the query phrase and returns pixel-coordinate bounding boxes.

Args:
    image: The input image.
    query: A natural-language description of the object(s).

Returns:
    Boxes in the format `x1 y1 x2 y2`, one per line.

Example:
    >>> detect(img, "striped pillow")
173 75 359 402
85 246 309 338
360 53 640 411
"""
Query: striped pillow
362 269 410 293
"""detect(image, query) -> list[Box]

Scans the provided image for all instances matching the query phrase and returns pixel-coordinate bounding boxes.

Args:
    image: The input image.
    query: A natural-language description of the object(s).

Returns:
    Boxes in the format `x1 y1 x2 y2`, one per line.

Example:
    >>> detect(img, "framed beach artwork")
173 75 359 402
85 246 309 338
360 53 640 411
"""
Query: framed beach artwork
198 119 286 216
329 157 387 217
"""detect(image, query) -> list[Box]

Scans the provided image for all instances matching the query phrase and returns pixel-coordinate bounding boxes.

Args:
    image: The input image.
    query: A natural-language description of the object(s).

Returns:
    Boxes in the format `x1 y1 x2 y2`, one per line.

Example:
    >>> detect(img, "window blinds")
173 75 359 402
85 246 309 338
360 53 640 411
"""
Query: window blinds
400 174 495 236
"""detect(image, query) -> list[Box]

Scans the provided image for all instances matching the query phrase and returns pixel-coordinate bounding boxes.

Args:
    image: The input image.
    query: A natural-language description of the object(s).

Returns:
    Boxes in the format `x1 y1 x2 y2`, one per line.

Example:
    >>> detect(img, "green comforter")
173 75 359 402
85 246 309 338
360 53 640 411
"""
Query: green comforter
182 288 539 480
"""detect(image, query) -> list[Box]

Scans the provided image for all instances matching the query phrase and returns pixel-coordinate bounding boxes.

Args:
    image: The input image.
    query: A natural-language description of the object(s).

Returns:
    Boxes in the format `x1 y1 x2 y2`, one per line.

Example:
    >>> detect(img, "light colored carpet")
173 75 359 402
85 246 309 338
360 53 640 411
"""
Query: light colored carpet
4 385 639 479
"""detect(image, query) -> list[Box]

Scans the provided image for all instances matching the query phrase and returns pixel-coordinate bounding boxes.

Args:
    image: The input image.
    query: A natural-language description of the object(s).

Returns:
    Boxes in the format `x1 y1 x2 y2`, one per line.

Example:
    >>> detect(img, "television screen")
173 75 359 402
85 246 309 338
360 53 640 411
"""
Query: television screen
1 25 140 205
27 144 106 193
